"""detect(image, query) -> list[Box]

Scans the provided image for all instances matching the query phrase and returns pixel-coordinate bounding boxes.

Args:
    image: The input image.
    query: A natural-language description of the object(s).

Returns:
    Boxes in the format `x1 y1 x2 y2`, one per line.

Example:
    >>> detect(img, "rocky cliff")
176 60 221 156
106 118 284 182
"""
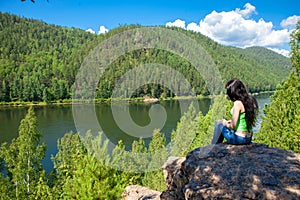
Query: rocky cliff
123 143 300 200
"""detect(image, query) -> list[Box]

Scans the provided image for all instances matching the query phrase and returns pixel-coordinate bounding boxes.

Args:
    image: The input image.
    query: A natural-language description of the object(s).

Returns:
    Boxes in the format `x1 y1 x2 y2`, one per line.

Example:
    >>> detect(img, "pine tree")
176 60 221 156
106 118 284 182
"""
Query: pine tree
255 21 300 153
51 132 128 199
170 103 199 156
51 132 87 198
187 95 229 152
142 129 167 191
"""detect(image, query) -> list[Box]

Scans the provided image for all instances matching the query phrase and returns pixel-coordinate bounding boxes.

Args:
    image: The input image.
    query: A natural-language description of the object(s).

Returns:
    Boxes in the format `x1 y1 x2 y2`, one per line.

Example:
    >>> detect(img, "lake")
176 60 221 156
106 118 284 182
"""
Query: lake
0 94 270 171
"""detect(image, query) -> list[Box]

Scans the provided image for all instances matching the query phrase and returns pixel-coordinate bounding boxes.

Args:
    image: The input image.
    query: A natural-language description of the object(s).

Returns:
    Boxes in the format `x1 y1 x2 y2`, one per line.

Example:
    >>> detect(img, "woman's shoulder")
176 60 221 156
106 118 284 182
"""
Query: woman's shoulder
233 100 243 106
233 100 245 112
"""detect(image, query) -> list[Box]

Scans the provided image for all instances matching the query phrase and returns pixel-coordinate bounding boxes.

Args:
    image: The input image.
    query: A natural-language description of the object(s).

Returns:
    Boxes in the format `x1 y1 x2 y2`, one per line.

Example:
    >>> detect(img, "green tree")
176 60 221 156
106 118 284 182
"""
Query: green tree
50 132 86 198
0 173 11 200
52 132 130 199
255 21 300 153
170 103 199 157
142 129 167 191
0 107 49 199
187 95 229 151
0 13 291 102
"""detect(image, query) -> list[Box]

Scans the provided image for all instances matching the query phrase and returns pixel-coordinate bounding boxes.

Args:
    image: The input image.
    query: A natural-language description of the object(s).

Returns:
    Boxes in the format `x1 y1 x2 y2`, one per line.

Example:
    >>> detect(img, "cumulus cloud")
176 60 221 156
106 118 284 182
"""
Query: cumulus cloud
98 25 109 34
86 28 96 34
186 22 201 32
196 4 291 48
235 3 257 18
280 15 300 30
268 47 290 57
86 25 109 34
166 19 186 29
165 3 298 57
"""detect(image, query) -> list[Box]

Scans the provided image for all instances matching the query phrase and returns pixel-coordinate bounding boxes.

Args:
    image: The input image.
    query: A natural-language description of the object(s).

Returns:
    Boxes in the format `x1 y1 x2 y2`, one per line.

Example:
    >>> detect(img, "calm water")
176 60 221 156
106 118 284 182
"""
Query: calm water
0 95 270 171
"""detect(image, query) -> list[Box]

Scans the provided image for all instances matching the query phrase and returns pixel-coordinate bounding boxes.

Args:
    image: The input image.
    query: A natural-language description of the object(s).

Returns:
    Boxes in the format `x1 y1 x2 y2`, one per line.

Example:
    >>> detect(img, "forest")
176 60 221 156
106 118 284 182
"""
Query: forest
0 12 299 199
0 12 292 103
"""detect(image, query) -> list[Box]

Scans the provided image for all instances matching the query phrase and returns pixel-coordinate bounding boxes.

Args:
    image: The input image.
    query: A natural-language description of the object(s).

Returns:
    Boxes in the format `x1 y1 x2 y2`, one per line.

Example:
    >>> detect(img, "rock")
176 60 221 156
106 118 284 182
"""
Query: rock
123 143 300 199
122 185 161 200
143 97 159 103
161 143 300 200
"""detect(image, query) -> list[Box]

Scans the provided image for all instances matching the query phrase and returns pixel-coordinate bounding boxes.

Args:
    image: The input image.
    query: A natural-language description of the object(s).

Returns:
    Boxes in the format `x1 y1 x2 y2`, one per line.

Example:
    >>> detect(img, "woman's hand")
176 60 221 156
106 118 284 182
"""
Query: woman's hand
222 119 232 129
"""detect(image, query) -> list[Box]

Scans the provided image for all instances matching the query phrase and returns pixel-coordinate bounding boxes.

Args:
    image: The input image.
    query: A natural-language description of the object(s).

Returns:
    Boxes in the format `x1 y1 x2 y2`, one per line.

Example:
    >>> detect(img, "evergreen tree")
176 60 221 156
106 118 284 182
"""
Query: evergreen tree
50 132 87 198
52 132 132 199
170 103 199 156
142 129 167 191
130 138 148 173
187 95 229 151
0 13 291 102
255 21 300 153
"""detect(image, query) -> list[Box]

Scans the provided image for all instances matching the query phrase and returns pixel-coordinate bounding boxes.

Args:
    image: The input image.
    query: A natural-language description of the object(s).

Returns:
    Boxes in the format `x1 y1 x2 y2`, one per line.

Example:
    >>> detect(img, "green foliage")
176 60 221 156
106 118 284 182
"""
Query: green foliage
143 130 167 191
0 107 50 199
52 132 86 180
170 103 199 156
0 13 291 103
254 21 300 153
142 169 166 192
61 154 123 199
0 174 11 200
255 72 300 152
132 137 147 153
0 12 296 195
51 132 129 199
290 21 300 75
0 12 98 103
187 95 230 151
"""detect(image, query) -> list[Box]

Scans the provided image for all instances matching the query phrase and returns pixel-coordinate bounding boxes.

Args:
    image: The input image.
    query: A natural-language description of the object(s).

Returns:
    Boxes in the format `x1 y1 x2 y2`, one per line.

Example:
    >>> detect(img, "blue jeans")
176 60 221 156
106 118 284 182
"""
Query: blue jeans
212 122 252 145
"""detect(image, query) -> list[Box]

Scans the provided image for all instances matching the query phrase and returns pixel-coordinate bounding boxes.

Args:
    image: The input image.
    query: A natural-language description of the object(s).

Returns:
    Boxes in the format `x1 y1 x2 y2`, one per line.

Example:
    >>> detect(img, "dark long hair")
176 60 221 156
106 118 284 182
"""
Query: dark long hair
225 78 258 132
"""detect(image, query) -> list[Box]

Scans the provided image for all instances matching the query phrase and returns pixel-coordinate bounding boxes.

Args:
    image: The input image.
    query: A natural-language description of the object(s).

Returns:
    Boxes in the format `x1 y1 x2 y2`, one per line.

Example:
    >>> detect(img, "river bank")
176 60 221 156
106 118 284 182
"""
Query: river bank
0 91 274 107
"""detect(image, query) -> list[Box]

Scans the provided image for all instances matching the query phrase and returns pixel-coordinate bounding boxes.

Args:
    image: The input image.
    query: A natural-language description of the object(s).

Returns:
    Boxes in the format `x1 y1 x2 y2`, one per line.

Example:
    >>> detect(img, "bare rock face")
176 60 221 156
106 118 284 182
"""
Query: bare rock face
122 185 161 200
161 143 300 200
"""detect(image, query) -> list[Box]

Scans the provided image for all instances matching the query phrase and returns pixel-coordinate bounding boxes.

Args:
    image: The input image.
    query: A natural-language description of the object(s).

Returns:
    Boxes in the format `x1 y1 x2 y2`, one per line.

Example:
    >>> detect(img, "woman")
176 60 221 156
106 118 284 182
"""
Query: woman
212 78 258 145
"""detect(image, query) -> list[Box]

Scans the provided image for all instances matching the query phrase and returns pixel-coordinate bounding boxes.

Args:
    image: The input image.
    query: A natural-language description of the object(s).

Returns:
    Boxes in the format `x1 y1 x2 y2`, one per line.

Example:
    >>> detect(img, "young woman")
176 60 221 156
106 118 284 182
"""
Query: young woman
212 78 258 145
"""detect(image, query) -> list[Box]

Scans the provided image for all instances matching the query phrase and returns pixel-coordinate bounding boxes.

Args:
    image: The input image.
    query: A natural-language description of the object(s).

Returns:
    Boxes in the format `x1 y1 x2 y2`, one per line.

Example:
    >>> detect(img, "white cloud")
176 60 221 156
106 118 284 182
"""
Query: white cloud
235 3 257 18
166 19 186 29
165 3 294 57
98 25 109 34
86 25 109 34
268 47 290 57
86 28 96 34
280 15 300 30
186 22 201 32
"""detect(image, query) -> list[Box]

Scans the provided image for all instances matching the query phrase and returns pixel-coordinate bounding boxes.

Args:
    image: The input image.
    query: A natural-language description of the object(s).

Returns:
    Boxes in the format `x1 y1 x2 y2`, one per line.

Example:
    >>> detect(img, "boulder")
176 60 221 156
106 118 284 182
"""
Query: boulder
123 143 300 199
122 185 161 200
161 143 300 200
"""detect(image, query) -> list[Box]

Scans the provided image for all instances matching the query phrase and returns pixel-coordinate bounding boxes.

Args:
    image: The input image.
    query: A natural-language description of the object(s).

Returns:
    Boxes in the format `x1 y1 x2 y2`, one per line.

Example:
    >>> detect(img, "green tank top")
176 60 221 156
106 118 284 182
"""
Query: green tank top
230 108 252 132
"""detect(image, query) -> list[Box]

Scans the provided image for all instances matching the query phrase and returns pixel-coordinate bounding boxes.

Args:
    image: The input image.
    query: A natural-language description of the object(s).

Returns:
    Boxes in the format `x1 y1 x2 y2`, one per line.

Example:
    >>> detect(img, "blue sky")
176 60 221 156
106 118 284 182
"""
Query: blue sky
1 0 300 56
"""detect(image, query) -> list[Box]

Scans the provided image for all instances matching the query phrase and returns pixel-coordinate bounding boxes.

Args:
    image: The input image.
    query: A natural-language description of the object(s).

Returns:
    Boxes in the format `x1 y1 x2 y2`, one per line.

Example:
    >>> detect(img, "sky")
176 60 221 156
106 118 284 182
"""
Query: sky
1 0 300 56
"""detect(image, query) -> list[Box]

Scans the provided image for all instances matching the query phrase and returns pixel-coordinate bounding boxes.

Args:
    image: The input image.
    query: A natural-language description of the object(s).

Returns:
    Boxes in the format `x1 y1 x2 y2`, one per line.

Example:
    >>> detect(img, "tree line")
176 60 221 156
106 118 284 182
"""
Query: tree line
0 13 292 103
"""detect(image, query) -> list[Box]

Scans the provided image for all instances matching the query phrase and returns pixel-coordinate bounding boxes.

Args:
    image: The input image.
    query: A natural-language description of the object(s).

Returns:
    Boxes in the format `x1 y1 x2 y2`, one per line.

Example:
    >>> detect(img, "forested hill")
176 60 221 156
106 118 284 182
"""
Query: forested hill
0 12 291 102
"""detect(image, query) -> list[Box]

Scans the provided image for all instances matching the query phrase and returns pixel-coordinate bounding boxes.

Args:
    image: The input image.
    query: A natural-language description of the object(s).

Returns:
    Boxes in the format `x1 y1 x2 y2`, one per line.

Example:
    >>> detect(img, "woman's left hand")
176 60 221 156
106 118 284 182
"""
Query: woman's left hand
223 119 232 128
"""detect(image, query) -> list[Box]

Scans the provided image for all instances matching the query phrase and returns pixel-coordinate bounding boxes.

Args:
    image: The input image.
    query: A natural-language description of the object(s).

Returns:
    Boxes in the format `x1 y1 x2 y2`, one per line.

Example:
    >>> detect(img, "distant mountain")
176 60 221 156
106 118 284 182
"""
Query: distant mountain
0 12 292 102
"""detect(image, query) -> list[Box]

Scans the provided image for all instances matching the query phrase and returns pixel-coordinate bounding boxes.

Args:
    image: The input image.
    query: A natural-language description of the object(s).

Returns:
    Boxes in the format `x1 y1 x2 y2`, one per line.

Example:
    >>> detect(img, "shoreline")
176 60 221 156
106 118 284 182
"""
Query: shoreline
0 91 274 108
